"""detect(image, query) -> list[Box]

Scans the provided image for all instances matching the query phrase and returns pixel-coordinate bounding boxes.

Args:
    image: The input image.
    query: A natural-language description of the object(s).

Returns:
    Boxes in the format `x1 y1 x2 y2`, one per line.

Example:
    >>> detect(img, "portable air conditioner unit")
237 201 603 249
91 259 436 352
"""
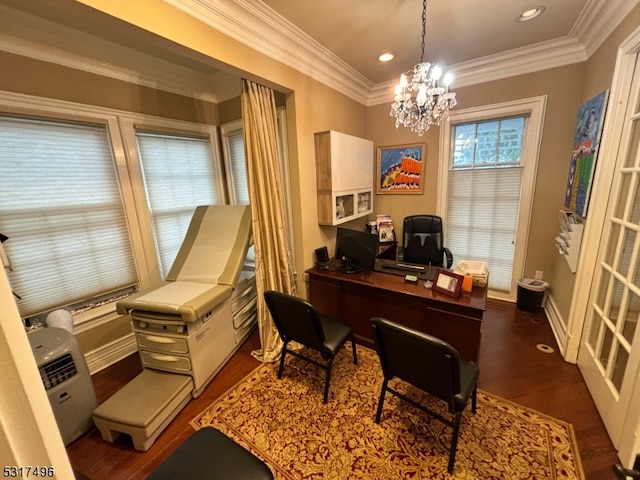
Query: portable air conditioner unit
28 327 97 445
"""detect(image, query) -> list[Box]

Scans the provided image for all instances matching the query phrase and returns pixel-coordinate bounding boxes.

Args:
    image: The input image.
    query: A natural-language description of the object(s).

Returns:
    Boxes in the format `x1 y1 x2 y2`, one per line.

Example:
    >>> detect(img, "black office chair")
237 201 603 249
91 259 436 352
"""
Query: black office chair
370 317 479 474
264 290 358 403
401 214 453 268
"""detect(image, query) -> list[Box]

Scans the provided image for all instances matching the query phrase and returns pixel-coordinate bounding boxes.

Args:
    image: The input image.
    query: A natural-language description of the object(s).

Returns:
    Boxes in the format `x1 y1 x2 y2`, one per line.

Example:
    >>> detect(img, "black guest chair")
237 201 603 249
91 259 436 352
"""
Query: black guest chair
401 214 453 267
264 290 358 403
370 317 479 474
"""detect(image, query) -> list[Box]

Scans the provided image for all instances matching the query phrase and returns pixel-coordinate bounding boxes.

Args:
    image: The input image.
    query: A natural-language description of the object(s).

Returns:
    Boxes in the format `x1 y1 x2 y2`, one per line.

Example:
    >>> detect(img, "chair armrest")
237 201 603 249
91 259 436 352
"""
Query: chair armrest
443 248 453 269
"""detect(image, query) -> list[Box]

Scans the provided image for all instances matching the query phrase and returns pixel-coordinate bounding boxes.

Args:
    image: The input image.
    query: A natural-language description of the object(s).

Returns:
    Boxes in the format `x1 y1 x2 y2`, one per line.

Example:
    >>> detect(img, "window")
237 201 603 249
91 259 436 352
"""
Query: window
220 109 295 267
0 115 137 318
136 130 222 277
439 98 546 300
220 120 249 205
448 117 525 292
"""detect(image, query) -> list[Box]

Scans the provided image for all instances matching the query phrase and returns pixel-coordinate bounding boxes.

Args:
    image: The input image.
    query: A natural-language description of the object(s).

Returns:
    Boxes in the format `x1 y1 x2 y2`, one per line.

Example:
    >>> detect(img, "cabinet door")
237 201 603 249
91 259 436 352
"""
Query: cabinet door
355 136 374 188
331 131 358 191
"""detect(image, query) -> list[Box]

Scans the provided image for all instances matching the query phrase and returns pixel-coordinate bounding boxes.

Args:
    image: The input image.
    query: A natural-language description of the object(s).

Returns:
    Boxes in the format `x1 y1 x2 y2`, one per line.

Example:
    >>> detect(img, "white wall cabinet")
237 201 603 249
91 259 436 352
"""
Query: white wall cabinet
314 130 374 225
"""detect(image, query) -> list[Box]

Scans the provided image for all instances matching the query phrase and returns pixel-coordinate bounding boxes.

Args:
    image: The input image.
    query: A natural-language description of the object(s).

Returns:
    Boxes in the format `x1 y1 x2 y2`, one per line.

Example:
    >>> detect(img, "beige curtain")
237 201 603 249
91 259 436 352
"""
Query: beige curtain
242 79 296 363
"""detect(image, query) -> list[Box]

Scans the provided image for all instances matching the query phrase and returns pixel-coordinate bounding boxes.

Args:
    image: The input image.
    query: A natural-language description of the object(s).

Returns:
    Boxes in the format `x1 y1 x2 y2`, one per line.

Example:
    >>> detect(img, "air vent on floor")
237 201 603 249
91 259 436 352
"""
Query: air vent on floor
39 353 77 390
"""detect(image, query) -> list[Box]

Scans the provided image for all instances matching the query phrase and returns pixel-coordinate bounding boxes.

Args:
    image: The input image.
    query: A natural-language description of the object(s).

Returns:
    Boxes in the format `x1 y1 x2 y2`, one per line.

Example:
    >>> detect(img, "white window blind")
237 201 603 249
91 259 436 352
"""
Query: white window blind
227 130 249 205
0 116 137 317
447 117 525 292
136 131 220 277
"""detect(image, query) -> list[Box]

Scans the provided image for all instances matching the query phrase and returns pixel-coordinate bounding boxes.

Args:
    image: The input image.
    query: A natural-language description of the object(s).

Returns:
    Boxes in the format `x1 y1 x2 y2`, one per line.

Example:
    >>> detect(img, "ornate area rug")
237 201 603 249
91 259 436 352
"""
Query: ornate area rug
191 347 584 479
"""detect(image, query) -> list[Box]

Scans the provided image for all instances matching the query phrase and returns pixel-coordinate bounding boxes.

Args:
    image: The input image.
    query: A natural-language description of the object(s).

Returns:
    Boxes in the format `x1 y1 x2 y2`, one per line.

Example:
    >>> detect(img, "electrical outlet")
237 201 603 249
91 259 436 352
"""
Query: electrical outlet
535 270 543 280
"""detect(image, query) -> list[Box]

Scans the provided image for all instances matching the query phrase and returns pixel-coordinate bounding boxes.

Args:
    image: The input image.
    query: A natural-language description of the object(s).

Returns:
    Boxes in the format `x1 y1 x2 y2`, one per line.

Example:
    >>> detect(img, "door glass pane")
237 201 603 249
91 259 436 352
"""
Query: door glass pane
599 326 614 369
588 312 603 349
608 278 626 321
621 289 639 344
616 173 632 219
605 224 621 266
625 120 640 168
611 345 629 392
617 228 636 277
596 270 611 310
629 178 640 225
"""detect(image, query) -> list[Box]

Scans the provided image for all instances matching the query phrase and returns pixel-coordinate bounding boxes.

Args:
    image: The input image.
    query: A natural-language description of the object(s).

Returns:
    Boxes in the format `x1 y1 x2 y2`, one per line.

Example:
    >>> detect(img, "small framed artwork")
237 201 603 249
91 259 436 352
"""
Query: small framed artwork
376 143 425 194
432 268 464 298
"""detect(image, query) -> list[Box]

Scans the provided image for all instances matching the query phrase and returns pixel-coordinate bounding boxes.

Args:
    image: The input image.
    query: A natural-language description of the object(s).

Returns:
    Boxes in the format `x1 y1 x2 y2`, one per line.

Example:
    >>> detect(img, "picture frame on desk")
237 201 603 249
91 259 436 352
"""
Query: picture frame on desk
432 268 464 298
376 143 425 194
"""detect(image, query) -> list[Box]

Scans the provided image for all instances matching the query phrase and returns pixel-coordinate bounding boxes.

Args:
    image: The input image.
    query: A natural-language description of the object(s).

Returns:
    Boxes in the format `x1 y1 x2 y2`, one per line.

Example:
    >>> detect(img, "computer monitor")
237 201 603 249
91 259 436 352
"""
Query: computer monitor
335 227 379 273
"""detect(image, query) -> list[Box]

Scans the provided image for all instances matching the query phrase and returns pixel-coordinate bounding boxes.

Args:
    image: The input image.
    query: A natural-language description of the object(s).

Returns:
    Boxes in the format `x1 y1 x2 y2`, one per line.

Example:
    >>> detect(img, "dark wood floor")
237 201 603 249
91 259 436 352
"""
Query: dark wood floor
67 299 619 479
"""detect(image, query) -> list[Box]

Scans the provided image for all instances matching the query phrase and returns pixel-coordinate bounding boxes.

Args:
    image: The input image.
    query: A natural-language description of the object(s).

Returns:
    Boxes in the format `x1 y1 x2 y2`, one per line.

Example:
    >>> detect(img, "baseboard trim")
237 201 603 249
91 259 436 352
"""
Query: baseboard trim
544 293 570 360
85 333 138 375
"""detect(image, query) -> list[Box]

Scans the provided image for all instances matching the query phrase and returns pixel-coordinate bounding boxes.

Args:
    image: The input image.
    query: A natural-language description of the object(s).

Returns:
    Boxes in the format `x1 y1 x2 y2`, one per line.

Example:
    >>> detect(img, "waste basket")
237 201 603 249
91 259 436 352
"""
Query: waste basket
517 278 549 313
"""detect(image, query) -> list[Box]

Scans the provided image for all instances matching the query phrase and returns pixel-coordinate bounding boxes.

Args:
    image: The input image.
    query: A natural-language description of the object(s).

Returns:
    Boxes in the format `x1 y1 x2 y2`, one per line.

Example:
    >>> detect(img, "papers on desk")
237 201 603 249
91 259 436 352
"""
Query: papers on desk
454 260 489 287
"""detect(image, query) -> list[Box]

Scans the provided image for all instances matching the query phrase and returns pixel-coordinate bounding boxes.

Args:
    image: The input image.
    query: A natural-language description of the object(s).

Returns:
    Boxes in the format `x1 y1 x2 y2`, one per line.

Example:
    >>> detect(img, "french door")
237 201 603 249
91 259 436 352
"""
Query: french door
577 31 640 465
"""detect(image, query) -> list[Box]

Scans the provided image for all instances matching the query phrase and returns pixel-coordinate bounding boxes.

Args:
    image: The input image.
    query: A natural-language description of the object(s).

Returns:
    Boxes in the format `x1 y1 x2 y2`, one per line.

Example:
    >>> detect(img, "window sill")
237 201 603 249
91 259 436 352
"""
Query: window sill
72 303 123 334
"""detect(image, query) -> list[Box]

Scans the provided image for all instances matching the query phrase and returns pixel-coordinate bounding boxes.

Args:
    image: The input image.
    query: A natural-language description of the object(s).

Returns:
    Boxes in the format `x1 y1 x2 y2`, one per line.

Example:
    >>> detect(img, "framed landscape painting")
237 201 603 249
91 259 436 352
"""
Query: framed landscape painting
376 143 425 194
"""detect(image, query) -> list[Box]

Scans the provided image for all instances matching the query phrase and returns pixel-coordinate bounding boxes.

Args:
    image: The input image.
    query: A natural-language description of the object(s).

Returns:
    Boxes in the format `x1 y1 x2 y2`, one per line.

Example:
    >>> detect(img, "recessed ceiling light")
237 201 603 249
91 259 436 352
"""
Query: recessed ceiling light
516 6 545 22
378 52 395 62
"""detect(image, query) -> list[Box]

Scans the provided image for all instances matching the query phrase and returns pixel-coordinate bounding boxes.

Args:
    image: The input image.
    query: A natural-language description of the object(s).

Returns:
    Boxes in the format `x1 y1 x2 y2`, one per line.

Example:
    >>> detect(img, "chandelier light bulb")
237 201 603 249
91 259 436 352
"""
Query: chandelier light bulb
430 65 443 81
416 84 428 106
400 73 408 88
443 72 454 87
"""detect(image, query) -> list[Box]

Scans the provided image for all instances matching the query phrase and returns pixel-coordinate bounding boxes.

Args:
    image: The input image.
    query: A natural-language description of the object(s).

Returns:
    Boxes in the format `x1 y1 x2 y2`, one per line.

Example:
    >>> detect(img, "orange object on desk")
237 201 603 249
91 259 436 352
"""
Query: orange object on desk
462 275 474 292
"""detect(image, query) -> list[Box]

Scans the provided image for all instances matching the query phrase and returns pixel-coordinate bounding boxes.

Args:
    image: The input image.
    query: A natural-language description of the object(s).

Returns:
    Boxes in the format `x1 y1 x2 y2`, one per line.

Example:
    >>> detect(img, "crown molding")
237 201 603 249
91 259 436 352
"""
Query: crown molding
164 0 373 104
167 0 634 107
367 37 588 106
0 0 637 108
570 0 640 57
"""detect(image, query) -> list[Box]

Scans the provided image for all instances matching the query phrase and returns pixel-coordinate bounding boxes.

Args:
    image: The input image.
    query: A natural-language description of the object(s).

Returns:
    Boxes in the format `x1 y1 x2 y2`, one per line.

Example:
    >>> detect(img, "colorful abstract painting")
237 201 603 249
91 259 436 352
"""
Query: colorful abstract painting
376 143 425 194
564 90 609 217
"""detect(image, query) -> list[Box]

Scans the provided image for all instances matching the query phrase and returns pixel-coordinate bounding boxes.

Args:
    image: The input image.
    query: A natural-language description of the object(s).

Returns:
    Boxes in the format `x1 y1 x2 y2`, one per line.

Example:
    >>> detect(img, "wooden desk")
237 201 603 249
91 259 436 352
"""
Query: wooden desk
306 266 487 362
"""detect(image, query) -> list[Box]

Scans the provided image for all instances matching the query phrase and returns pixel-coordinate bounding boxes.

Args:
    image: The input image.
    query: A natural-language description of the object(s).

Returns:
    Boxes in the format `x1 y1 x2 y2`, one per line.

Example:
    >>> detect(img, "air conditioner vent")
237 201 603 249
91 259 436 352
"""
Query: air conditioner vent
39 353 77 390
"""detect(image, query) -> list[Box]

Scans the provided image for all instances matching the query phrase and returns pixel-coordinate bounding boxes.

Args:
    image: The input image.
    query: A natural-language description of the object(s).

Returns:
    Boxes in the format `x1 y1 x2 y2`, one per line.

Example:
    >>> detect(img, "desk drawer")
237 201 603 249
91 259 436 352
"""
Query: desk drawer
140 351 191 373
137 333 188 354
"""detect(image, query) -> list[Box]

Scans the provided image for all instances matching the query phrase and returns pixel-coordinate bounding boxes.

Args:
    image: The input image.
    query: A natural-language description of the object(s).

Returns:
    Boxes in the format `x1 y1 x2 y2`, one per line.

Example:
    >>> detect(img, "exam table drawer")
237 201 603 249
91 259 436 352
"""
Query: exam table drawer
140 351 191 373
137 334 189 355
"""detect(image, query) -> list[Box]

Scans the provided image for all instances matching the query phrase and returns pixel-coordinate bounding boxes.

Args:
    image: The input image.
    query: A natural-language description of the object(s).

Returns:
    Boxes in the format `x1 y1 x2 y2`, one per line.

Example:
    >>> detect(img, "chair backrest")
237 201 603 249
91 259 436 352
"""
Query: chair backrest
371 317 462 410
402 215 445 266
264 290 326 352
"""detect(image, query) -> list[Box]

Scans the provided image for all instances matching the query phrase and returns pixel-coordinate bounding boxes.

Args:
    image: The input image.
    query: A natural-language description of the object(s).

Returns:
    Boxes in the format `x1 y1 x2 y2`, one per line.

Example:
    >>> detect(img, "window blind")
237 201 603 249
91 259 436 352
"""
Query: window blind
447 116 526 293
227 130 249 205
0 116 137 317
447 167 523 292
136 131 220 277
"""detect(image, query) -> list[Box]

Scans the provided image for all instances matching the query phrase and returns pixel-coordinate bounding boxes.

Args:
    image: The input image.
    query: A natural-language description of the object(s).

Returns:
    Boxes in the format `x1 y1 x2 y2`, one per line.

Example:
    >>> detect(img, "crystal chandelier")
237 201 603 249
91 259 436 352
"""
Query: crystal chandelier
390 0 457 136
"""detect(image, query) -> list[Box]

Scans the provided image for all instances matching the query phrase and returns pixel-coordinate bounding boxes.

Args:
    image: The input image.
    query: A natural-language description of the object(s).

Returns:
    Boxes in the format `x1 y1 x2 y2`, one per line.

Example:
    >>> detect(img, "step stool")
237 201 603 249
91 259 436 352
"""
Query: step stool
92 369 193 451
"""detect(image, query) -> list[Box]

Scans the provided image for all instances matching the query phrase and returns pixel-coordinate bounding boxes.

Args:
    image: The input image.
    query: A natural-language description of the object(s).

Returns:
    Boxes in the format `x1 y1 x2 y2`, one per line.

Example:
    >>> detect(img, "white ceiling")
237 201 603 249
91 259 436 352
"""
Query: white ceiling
0 0 638 105
261 0 589 85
